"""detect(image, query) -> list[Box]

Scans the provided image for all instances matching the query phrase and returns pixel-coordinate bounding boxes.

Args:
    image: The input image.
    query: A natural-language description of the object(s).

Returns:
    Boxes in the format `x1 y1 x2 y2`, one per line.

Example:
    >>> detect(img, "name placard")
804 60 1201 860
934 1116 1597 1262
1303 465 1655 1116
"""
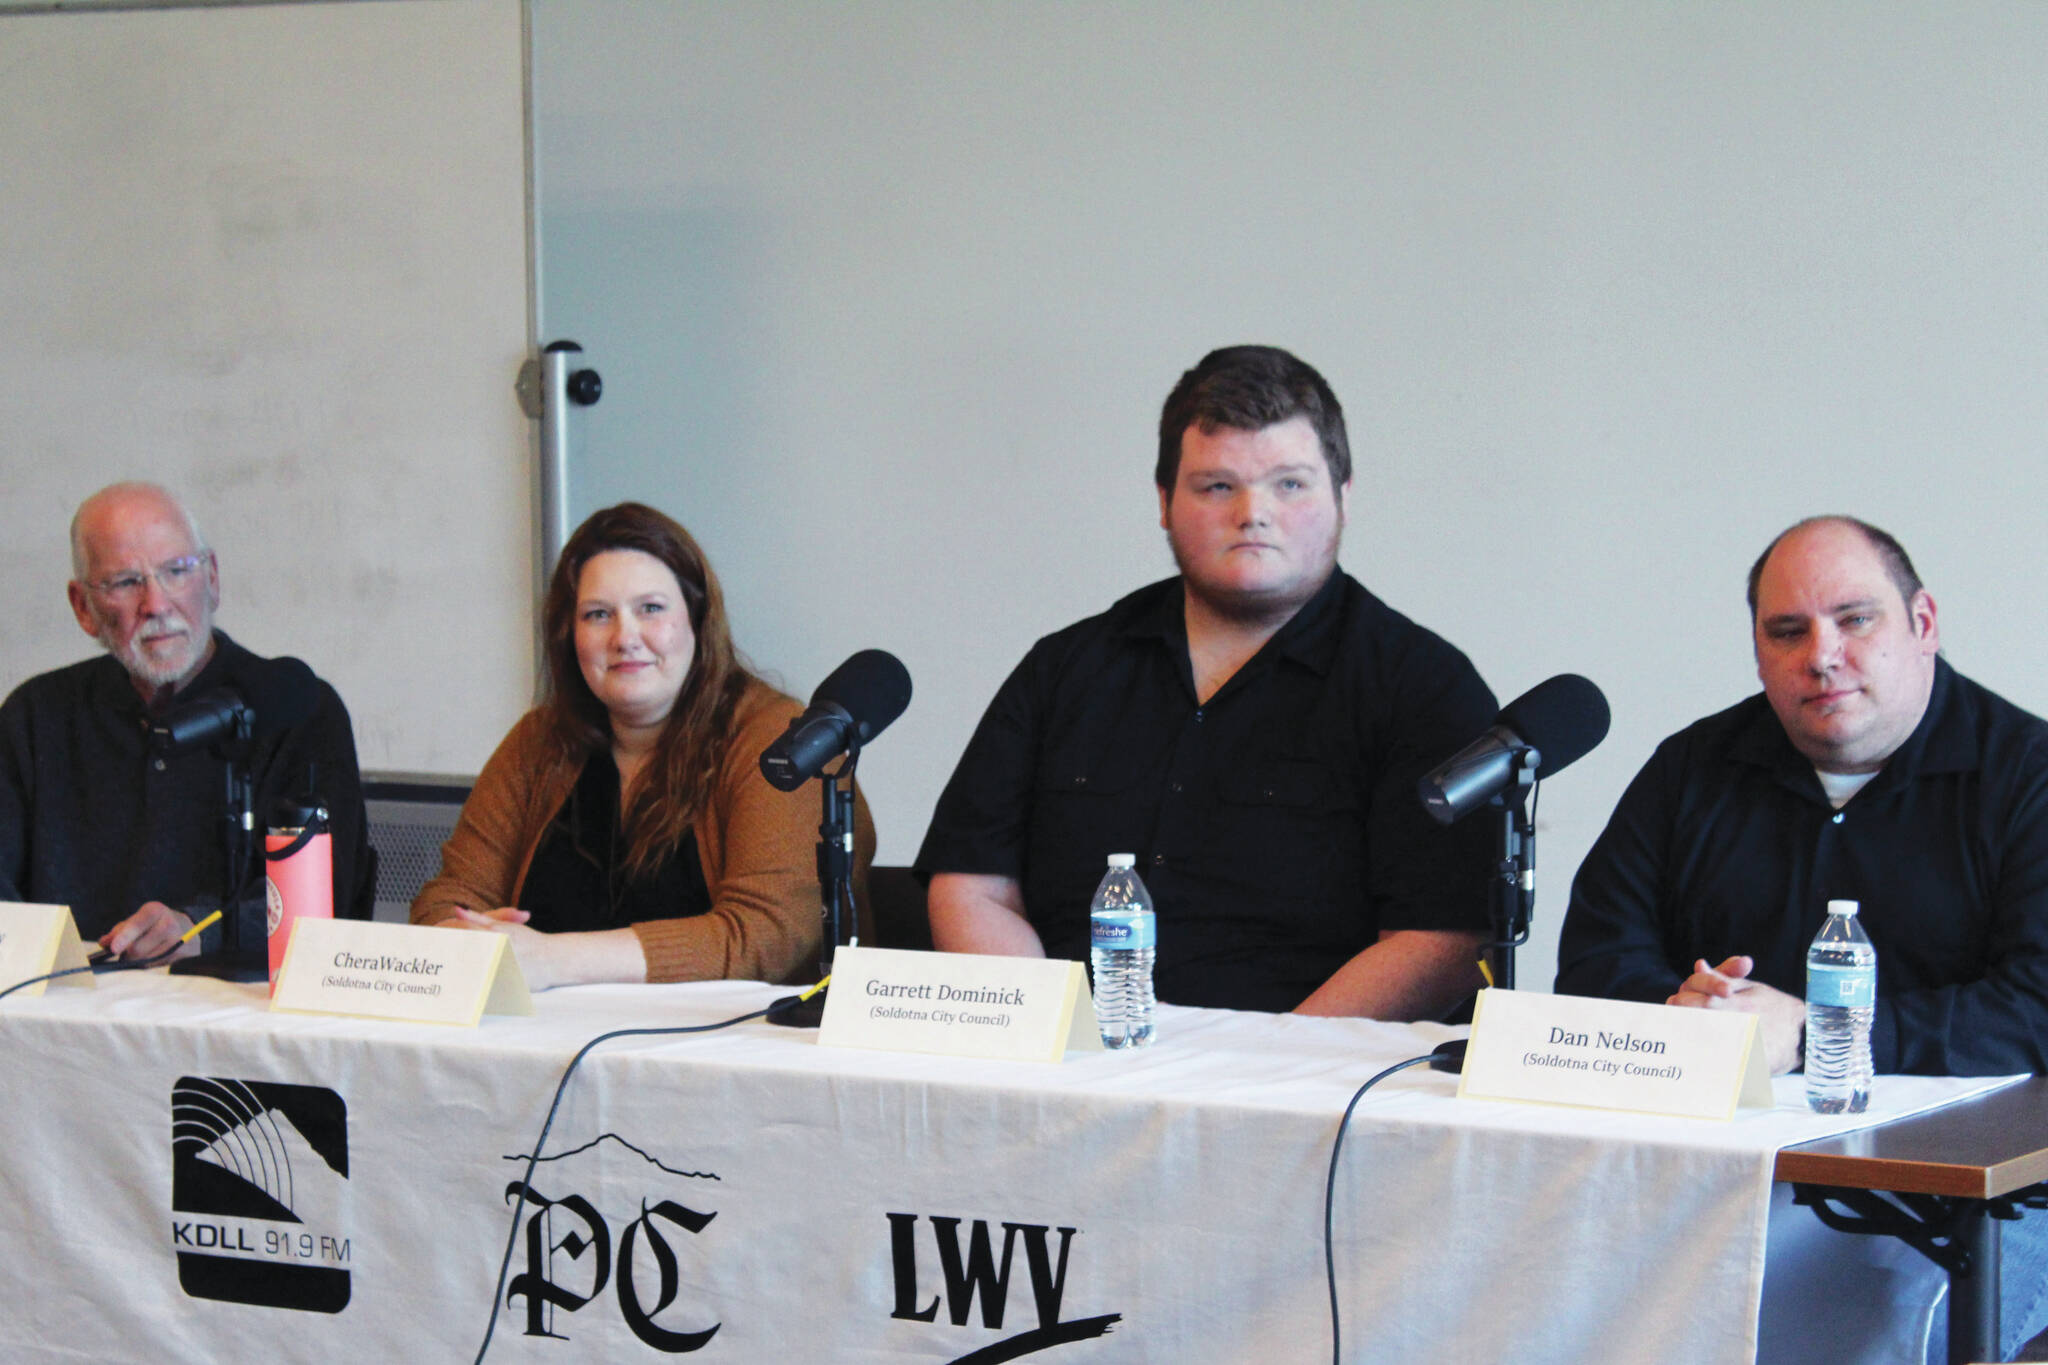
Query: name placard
271 919 532 1025
1457 988 1772 1120
819 946 1103 1062
0 903 94 999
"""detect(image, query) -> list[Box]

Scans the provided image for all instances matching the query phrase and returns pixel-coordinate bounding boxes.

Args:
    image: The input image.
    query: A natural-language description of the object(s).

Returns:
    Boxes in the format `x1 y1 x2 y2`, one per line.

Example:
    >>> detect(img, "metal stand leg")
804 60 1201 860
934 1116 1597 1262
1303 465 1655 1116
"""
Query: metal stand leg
1793 1184 2030 1363
1485 772 1535 990
1952 1202 1999 1365
766 753 858 1030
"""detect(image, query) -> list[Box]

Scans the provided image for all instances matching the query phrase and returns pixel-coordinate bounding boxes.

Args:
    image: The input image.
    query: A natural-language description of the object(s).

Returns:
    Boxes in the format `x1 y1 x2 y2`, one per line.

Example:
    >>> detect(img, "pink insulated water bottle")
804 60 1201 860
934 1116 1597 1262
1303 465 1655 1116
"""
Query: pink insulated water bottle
265 799 333 992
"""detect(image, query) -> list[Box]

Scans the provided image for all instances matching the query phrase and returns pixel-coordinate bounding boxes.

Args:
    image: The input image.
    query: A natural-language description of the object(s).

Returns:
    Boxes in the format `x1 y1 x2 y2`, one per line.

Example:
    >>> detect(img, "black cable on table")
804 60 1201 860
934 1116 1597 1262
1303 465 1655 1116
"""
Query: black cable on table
472 997 803 1364
0 942 198 1002
1324 1049 1450 1365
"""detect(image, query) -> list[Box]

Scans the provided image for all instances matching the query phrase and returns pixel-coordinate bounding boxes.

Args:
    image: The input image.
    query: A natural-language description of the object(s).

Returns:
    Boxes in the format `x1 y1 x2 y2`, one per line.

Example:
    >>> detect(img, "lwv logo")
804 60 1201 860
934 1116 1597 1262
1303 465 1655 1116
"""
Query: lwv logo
887 1212 1121 1360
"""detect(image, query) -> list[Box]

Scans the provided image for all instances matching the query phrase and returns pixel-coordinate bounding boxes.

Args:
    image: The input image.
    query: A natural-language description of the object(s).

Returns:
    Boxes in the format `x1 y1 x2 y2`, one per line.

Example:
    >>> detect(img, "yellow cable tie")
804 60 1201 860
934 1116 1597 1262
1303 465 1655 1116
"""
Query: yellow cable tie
180 909 224 944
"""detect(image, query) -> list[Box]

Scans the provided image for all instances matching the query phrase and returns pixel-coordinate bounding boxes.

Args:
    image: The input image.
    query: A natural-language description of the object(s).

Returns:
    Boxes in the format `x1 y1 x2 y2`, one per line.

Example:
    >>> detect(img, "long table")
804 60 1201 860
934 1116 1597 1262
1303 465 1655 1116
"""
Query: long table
0 972 2002 1363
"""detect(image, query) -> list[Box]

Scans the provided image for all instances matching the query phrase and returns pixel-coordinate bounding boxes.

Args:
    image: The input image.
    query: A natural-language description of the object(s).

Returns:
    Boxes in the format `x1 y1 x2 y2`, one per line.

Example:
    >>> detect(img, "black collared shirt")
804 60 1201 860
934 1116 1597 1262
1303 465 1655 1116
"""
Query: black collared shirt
0 631 375 941
916 571 1497 1012
1555 658 2048 1075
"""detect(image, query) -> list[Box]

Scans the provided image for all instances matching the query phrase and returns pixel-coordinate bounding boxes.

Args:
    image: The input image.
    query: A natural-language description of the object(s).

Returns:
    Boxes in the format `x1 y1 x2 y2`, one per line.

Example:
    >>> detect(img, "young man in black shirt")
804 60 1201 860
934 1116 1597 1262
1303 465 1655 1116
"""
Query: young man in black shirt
917 347 1496 1019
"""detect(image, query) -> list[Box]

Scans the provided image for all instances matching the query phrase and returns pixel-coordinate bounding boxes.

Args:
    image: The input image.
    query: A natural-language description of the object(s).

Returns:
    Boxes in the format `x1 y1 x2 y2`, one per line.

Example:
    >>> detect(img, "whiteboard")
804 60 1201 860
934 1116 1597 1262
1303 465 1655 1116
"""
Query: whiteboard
0 0 532 775
532 2 2048 993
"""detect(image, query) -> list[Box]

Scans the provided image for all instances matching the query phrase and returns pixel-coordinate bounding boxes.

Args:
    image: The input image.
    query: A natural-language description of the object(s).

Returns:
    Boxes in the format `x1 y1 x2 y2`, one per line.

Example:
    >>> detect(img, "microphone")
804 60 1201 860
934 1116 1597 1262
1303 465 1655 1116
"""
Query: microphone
759 650 912 792
150 656 322 755
150 689 249 754
1418 674 1610 824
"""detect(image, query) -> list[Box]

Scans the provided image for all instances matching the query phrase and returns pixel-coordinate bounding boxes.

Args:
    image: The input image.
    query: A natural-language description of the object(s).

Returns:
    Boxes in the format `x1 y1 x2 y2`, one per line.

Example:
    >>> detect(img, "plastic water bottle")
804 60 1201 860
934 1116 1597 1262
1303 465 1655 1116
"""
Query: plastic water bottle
1089 853 1156 1049
1805 898 1876 1113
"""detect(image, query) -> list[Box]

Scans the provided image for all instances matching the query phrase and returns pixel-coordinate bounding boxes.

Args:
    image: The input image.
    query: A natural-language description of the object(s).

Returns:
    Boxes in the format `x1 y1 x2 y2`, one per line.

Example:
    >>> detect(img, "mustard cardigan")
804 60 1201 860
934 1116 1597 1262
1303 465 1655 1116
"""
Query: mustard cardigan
411 682 874 983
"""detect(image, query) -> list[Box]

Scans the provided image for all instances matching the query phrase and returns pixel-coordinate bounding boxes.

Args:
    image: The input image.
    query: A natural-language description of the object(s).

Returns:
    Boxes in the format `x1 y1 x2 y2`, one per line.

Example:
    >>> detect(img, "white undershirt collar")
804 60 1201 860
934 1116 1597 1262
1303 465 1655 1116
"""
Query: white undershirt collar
1814 767 1878 810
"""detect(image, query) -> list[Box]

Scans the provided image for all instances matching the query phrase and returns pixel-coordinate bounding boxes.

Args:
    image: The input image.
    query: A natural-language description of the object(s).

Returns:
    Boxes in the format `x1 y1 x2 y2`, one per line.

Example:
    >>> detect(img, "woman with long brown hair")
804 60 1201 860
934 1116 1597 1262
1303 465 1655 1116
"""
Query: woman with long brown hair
411 502 872 987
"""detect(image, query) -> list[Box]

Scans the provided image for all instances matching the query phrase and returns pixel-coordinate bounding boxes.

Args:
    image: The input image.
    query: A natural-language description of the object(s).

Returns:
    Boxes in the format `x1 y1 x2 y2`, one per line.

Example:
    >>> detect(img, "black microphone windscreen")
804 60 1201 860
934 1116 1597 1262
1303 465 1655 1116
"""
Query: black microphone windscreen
151 689 249 754
1498 674 1610 778
812 649 912 744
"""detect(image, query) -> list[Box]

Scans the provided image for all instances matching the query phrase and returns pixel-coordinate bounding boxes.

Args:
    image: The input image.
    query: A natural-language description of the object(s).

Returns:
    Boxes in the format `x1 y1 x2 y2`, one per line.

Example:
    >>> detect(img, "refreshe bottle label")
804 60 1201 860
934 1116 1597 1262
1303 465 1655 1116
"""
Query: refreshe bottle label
1807 962 1875 1008
1091 912 1155 951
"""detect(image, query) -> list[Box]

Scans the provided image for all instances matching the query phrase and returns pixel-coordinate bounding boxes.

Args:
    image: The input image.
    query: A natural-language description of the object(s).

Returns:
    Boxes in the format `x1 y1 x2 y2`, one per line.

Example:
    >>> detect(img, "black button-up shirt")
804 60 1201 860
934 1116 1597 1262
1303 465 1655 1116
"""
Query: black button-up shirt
1556 658 2048 1075
0 631 375 941
916 571 1497 1012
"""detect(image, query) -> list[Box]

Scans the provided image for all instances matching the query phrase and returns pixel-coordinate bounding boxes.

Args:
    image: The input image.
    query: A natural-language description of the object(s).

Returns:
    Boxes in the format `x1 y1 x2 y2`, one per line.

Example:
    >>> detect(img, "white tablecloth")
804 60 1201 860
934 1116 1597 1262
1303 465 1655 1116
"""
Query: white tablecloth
0 972 2006 1363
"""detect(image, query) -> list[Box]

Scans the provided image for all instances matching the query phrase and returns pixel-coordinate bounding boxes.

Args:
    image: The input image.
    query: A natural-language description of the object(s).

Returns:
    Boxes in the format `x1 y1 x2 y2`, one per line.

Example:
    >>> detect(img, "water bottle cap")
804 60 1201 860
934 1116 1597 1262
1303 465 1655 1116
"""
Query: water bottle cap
1827 899 1860 917
1106 853 1136 869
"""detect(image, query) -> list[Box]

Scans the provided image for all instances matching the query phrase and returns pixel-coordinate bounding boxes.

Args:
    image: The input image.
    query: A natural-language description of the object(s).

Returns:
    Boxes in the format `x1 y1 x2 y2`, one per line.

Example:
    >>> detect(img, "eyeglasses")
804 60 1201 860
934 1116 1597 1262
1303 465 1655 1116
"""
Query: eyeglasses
85 553 210 604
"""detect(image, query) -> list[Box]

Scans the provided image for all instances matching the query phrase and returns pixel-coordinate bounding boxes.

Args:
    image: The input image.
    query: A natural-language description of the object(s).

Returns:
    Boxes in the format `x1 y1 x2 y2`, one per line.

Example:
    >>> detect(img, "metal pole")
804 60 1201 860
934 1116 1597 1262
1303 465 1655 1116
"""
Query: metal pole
515 340 602 582
537 341 580 569
1949 1202 1999 1365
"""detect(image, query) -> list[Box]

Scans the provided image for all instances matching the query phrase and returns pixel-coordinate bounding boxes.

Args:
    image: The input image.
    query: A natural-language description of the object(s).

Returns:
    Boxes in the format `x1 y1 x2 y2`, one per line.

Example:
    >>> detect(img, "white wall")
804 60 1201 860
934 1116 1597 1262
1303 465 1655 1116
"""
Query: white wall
0 0 532 775
532 2 2048 990
9 3 2045 995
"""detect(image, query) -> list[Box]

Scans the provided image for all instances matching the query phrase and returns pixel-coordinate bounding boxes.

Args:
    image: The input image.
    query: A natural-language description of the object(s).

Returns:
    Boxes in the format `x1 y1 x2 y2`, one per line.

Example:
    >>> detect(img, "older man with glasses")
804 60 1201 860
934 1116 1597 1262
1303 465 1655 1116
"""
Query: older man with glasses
0 482 374 961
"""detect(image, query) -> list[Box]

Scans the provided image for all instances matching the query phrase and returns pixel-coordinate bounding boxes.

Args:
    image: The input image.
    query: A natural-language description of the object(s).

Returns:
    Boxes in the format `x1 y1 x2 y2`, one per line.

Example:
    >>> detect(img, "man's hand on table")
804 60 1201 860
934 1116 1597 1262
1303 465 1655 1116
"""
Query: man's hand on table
99 901 200 962
1668 954 1806 1075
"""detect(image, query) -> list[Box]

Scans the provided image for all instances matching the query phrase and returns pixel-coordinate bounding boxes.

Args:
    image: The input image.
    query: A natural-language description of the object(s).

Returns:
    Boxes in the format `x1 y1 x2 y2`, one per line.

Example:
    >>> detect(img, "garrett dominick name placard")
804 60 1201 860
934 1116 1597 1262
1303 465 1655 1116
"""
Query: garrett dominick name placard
820 945 1101 1062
